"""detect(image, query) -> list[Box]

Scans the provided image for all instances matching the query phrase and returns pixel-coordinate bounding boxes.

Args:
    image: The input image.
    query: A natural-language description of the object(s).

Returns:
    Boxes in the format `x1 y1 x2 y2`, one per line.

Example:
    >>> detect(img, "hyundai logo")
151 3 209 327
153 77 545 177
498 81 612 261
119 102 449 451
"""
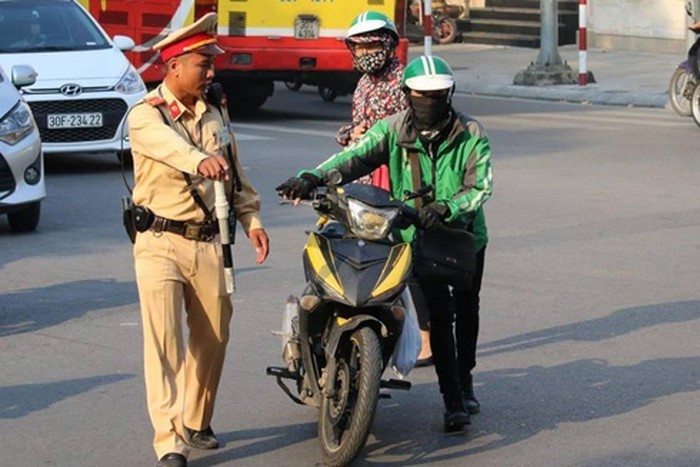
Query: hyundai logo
59 83 83 97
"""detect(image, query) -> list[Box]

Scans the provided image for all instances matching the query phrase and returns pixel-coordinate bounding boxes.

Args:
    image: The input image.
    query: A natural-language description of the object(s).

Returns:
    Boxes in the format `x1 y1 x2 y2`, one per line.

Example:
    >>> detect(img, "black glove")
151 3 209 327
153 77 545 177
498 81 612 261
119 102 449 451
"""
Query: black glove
417 203 449 230
275 173 321 200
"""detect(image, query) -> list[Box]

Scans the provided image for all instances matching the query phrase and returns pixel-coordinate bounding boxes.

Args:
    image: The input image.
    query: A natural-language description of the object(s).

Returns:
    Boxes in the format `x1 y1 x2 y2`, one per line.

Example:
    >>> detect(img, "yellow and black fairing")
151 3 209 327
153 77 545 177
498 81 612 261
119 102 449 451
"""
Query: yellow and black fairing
303 229 412 308
268 183 416 407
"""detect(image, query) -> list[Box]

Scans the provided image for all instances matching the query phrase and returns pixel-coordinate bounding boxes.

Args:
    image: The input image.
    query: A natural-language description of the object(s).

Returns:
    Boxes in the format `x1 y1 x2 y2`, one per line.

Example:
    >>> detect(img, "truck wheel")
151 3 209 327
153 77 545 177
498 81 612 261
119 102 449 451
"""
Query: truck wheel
228 94 270 114
8 202 41 232
285 80 302 91
319 86 338 102
225 80 274 114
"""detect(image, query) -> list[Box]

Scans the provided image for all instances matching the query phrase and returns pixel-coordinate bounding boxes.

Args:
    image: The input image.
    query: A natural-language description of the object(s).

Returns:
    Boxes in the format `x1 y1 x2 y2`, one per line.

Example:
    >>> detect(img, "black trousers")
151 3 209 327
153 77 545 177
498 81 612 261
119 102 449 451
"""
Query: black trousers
413 248 486 399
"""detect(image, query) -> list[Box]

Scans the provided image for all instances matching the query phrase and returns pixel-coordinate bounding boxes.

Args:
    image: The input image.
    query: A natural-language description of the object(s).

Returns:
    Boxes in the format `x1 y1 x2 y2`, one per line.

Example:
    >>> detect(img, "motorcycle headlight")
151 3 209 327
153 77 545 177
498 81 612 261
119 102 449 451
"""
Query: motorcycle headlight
347 198 398 241
0 101 35 145
115 66 145 94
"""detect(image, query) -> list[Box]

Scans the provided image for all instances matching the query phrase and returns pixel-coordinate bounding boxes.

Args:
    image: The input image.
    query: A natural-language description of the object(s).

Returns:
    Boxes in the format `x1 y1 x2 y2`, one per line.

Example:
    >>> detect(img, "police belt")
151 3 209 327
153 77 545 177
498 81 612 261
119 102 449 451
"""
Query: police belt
150 215 219 242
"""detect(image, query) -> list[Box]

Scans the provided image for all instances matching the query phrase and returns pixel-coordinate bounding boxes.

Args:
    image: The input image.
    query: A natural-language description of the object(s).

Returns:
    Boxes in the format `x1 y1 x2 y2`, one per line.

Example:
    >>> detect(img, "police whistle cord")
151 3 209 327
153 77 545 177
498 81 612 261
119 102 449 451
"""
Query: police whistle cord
215 181 235 294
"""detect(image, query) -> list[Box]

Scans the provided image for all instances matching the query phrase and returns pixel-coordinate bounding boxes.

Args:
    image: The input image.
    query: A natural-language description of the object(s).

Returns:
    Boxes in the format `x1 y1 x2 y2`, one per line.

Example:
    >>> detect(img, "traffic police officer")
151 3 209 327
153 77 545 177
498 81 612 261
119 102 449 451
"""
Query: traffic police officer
127 13 270 467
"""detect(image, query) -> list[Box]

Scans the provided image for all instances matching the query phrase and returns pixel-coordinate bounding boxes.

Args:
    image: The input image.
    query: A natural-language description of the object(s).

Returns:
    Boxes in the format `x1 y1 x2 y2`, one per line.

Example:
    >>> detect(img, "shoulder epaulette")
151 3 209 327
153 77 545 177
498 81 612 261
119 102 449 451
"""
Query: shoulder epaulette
145 96 166 107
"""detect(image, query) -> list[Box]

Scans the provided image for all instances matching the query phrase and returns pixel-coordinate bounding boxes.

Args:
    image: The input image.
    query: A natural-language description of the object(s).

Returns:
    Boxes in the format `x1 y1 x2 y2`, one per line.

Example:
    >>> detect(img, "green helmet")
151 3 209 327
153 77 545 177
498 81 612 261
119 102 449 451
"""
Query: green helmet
402 55 455 91
347 11 399 41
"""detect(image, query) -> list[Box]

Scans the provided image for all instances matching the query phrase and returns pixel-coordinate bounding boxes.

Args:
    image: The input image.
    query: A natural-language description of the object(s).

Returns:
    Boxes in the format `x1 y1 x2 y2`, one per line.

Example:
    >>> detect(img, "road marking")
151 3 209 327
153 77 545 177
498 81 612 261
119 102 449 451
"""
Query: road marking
232 122 336 139
481 110 681 128
232 108 681 137
234 132 275 141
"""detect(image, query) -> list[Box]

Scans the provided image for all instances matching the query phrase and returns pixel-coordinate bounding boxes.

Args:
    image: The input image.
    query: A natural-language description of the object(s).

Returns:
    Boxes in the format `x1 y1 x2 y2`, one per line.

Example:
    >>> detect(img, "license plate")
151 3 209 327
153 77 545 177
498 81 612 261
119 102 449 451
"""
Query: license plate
294 15 319 40
47 113 103 129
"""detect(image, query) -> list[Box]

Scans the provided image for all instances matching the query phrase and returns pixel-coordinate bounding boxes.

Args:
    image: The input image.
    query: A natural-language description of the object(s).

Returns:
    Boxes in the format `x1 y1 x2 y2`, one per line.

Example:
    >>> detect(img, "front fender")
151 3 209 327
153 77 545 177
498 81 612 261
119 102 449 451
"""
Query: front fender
325 314 387 360
322 314 386 398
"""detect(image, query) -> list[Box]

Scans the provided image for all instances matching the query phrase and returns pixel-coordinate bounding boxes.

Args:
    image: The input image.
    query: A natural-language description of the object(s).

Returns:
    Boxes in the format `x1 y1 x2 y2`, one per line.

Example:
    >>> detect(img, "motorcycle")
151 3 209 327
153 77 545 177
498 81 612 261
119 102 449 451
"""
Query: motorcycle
266 174 427 466
431 1 466 45
669 2 700 117
406 0 465 45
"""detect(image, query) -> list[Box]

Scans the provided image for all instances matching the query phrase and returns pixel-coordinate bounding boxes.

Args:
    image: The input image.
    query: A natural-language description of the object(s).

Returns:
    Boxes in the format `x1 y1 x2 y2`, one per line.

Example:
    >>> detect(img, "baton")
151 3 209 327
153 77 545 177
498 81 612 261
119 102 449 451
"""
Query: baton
215 180 235 294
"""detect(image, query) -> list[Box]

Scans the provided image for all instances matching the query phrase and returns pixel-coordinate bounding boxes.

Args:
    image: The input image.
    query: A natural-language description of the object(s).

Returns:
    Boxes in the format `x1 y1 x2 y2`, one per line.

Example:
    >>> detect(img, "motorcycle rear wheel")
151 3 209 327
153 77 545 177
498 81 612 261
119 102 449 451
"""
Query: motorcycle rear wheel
319 327 382 466
690 82 700 127
669 67 694 117
432 16 458 45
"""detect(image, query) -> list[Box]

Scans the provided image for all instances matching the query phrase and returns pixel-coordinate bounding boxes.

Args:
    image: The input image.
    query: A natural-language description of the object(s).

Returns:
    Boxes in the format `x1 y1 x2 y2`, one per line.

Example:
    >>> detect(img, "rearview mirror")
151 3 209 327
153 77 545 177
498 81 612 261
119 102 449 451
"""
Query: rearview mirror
113 35 135 52
11 65 37 89
325 169 343 187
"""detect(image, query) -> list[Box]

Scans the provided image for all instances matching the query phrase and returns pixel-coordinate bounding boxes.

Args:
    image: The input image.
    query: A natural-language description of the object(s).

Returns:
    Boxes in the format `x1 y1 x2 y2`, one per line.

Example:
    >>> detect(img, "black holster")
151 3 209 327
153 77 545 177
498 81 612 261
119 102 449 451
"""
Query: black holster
122 197 155 244
122 196 137 244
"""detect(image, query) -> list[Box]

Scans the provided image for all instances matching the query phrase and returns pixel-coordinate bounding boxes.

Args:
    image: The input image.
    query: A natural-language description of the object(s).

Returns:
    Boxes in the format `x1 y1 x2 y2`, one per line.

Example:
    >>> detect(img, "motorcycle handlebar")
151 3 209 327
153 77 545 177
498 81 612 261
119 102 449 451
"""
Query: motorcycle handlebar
278 199 316 207
400 205 422 228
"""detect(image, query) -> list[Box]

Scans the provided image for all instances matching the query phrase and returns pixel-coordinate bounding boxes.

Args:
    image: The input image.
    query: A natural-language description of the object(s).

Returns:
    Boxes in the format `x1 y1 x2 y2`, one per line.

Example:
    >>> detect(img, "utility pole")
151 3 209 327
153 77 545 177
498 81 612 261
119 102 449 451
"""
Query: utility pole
514 0 577 85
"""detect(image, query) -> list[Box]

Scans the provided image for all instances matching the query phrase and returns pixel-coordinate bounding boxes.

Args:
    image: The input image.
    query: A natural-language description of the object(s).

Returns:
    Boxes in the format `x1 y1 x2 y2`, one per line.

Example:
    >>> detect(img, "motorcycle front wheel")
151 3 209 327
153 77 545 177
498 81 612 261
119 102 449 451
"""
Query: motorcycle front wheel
690 82 700 127
319 327 382 466
669 67 694 117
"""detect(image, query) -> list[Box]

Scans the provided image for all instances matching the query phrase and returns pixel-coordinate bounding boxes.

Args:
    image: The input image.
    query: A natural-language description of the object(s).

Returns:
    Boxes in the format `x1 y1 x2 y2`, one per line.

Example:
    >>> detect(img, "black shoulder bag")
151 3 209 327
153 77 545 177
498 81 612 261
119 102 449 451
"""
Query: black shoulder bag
408 149 477 288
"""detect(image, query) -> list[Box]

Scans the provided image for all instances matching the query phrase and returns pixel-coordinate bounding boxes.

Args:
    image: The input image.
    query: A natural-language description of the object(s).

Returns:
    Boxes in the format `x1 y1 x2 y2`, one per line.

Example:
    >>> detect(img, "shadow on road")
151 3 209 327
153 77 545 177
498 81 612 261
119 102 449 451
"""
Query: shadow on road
189 421 317 466
359 356 700 464
579 449 700 467
479 301 700 357
44 152 123 176
0 279 138 337
0 373 134 419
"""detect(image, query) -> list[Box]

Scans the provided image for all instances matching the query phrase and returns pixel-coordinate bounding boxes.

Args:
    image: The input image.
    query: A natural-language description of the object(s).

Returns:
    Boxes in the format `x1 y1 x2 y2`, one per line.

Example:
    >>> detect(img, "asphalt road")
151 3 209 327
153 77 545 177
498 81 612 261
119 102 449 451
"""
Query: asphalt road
1 86 700 467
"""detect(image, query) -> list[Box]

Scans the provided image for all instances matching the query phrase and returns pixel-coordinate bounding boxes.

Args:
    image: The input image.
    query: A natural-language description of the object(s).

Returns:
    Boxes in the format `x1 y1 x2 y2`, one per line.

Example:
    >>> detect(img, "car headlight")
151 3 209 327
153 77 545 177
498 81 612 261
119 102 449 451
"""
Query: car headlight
115 66 145 94
0 101 35 145
347 198 399 241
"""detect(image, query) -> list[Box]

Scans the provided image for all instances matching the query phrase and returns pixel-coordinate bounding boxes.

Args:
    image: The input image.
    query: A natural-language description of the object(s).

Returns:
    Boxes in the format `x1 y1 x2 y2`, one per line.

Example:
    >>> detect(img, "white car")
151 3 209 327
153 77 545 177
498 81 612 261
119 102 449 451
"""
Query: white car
0 0 146 161
0 64 44 232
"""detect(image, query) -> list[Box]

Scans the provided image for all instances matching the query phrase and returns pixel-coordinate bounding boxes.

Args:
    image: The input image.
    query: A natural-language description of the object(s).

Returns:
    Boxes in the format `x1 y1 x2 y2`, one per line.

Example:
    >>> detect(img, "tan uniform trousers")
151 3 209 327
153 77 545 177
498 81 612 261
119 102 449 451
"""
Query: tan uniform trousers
134 230 232 459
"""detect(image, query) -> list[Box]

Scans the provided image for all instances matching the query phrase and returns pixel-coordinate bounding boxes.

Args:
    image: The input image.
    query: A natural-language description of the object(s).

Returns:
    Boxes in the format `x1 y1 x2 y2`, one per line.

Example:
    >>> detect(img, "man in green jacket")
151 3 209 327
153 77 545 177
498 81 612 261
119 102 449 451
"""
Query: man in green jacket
276 55 492 432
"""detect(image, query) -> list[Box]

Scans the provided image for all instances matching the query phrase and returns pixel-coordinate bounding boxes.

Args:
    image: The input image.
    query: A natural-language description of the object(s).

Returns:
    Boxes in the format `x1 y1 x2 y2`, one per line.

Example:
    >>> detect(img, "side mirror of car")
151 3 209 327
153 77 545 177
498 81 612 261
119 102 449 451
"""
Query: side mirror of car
11 65 37 89
113 35 136 52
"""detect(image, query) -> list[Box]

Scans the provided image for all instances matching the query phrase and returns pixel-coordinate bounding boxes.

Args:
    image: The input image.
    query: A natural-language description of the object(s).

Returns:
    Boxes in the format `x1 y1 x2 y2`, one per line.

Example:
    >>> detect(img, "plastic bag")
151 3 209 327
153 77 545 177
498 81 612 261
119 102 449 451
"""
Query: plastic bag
391 287 422 379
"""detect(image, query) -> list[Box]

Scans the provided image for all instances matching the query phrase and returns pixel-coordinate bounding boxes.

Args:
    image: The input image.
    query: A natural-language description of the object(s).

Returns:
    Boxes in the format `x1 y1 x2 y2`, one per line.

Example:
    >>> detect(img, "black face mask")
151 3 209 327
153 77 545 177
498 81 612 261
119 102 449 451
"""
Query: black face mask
354 49 387 74
408 93 451 131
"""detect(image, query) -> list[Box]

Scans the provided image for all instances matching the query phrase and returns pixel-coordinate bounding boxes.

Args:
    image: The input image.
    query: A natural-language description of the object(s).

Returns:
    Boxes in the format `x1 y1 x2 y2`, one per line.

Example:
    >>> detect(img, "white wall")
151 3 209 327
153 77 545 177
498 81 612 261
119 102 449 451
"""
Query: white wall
589 0 687 53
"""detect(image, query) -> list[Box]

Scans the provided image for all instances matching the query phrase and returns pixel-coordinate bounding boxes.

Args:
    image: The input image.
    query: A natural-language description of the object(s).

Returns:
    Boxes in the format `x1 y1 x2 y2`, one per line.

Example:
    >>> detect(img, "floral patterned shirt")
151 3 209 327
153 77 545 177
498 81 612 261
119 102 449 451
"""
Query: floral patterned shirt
336 58 407 147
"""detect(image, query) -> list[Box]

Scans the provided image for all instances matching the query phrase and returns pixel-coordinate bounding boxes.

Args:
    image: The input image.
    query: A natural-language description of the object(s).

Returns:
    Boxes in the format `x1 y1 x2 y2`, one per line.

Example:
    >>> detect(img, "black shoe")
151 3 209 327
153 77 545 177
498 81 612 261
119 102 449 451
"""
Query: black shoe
462 385 481 415
157 453 186 467
184 426 219 450
443 396 471 433
415 356 434 367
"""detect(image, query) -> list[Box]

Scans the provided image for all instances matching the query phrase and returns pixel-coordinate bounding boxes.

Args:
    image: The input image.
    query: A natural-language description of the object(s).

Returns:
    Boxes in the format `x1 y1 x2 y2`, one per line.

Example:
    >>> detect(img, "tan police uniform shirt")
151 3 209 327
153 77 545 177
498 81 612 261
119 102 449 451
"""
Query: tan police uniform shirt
128 83 263 233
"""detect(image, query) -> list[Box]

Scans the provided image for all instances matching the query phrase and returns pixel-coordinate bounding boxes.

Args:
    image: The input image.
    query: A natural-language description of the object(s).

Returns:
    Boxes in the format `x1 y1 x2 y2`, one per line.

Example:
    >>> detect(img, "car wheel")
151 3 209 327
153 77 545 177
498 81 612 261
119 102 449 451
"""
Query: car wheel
8 202 41 233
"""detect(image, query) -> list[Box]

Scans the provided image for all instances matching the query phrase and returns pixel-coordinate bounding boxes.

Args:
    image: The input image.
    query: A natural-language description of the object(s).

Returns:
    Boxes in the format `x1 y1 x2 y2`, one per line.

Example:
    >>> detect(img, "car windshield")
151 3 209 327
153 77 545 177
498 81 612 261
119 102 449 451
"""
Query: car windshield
0 1 110 53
